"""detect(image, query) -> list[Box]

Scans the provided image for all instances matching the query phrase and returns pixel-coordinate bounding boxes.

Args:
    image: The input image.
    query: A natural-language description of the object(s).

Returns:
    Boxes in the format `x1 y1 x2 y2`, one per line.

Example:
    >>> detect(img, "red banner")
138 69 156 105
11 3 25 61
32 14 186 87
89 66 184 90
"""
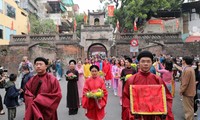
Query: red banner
84 12 88 24
130 85 167 115
74 19 77 32
108 5 114 17
176 19 179 29
56 20 59 33
148 19 162 24
134 21 137 31
11 21 14 30
27 22 30 33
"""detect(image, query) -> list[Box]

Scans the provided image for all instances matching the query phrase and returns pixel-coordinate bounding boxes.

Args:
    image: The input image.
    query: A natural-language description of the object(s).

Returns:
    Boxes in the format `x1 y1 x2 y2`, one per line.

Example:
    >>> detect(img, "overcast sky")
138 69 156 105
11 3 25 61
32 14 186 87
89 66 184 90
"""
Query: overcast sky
73 0 103 13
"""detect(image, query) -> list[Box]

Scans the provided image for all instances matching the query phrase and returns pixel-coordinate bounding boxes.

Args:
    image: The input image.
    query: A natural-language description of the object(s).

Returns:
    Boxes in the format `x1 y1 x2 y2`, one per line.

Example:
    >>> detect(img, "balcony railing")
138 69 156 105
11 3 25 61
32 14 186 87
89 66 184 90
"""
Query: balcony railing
114 32 182 43
10 32 182 46
10 34 77 45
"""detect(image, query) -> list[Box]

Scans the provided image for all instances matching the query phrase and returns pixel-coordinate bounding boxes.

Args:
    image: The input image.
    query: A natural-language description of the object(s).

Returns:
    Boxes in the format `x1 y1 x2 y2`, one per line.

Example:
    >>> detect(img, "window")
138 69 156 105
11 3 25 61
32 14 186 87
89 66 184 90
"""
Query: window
0 0 3 13
5 3 16 19
0 25 3 39
5 27 11 40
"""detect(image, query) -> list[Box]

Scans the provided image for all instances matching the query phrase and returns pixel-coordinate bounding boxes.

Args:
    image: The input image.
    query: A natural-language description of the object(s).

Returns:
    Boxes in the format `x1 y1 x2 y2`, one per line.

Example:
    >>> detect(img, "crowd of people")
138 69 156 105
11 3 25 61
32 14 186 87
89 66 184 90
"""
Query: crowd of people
0 51 199 120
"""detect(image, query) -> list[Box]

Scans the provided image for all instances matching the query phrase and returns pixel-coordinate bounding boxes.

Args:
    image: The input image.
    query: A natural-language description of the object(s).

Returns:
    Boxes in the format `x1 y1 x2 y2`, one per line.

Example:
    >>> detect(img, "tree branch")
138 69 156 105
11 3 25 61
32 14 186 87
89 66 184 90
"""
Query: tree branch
113 0 119 8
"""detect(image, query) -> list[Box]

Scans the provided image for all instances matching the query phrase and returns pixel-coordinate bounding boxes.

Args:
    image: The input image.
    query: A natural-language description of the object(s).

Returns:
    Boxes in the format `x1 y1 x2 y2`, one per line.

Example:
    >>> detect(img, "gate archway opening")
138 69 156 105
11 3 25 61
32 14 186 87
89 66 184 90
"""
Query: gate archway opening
88 43 107 58
94 18 100 25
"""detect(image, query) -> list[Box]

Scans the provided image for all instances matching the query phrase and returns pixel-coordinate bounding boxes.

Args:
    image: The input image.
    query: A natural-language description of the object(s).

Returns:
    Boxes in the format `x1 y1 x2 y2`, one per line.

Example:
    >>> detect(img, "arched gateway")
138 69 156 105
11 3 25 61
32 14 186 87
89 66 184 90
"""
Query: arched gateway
88 43 107 58
80 11 114 58
6 34 82 73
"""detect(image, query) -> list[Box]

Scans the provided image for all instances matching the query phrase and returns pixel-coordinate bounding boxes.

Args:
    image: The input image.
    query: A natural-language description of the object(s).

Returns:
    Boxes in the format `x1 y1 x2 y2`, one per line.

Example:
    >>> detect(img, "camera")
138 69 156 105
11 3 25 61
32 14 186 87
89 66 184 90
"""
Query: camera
0 67 8 75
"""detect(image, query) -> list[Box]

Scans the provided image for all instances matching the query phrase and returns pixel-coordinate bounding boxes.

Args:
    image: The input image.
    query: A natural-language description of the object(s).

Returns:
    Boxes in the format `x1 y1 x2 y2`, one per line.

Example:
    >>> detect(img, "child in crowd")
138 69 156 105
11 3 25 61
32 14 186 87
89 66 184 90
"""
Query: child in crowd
4 74 23 120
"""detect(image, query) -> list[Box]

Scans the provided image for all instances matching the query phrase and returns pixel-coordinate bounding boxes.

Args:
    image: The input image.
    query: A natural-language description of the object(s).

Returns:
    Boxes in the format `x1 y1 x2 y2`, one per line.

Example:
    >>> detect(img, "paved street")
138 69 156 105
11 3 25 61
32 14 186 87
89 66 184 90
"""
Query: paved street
0 76 197 120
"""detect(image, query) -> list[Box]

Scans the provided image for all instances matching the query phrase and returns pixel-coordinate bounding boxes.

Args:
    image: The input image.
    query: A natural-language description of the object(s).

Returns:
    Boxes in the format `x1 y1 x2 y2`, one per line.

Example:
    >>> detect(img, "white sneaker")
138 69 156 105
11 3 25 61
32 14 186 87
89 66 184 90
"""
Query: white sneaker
194 113 197 117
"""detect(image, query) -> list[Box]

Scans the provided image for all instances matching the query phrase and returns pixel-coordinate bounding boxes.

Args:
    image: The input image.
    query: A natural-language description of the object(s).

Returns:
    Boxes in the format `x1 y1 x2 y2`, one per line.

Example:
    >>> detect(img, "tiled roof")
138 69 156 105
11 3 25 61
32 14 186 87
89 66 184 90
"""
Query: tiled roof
185 36 200 43
62 0 74 5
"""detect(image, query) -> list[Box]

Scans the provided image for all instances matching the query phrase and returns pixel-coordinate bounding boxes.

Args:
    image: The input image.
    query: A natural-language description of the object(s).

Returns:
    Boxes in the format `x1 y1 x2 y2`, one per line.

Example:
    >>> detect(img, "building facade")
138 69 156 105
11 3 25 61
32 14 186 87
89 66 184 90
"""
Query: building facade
81 11 114 57
73 4 79 15
0 0 28 45
182 1 200 42
18 0 38 14
38 0 75 33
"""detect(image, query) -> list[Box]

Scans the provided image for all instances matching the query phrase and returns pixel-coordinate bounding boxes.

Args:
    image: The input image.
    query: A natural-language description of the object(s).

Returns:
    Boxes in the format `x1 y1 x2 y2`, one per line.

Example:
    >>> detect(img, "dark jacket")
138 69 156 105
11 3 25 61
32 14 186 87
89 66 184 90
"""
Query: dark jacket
20 72 33 90
4 81 20 108
196 71 200 90
20 72 33 99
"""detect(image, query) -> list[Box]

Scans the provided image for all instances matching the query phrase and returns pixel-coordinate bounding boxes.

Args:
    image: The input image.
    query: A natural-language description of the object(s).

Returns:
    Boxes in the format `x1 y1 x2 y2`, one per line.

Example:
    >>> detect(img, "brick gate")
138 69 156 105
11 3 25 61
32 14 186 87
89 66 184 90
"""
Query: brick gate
0 33 83 73
113 32 183 57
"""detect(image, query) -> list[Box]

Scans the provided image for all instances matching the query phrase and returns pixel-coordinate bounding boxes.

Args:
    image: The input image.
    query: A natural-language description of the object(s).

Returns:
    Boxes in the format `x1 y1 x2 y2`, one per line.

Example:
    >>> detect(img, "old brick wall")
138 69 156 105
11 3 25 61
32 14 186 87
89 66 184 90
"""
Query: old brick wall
113 43 197 58
0 44 83 74
146 43 198 57
183 42 200 56
29 45 57 63
0 45 29 74
0 41 199 74
0 46 10 71
114 44 133 57
113 33 199 58
141 45 163 56
114 39 163 57
164 44 186 56
56 44 83 66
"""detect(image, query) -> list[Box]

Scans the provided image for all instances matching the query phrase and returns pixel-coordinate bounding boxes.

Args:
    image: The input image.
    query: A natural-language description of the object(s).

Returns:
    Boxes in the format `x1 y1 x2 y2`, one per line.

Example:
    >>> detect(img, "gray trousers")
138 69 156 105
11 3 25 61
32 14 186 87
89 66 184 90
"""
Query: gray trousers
8 107 16 120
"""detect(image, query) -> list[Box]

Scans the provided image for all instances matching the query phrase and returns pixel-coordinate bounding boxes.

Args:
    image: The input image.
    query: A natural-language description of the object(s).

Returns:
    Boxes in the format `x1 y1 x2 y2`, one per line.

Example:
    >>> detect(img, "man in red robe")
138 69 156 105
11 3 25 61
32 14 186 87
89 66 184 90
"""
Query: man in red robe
24 57 62 120
122 51 174 120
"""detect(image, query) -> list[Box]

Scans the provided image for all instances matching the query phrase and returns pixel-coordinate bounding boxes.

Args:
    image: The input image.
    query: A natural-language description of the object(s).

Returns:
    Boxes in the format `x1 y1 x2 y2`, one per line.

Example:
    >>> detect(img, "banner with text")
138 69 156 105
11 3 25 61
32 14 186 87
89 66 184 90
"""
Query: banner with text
108 5 114 17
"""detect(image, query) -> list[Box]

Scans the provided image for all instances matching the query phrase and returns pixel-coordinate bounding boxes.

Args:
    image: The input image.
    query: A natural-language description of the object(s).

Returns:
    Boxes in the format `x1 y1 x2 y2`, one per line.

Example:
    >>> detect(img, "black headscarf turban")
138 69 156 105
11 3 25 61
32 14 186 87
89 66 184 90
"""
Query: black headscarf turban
137 51 153 62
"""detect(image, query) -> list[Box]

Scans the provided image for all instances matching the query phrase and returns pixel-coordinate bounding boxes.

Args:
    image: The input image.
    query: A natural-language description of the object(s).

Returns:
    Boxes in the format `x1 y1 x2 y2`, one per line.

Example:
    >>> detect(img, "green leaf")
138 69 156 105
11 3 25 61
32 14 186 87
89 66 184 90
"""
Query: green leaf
29 13 57 34
107 0 184 32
